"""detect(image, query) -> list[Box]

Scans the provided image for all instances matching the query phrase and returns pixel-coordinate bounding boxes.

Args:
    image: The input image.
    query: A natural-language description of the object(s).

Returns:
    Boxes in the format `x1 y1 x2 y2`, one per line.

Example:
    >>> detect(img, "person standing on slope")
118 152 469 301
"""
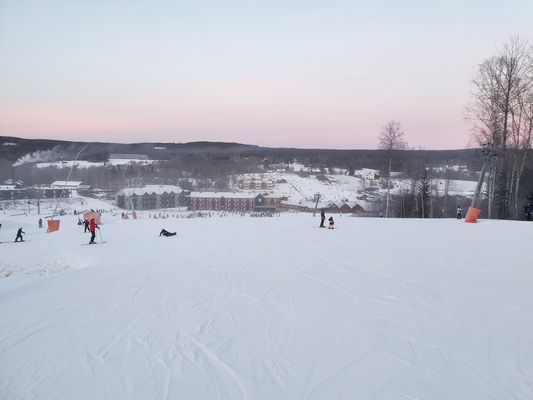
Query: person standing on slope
89 218 99 244
83 218 90 233
456 205 462 220
319 209 326 228
15 227 25 242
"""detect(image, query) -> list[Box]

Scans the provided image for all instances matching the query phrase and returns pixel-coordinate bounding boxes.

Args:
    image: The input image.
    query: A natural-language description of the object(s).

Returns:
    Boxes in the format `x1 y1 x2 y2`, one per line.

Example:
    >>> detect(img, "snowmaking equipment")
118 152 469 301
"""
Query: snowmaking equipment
465 143 496 223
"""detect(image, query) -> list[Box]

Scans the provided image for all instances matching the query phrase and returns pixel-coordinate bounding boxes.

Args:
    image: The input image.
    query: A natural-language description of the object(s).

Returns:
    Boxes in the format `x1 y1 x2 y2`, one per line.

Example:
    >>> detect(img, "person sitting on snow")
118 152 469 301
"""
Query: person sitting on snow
15 227 25 242
160 229 176 237
328 216 334 229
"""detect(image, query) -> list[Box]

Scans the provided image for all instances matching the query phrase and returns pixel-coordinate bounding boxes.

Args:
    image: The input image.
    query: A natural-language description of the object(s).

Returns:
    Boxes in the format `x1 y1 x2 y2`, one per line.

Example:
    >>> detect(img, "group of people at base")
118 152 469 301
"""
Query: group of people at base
319 210 334 229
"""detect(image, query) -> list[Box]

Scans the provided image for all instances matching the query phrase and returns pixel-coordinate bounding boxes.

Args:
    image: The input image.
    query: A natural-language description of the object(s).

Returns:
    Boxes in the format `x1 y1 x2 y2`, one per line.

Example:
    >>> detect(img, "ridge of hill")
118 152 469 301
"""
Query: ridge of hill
1 136 480 169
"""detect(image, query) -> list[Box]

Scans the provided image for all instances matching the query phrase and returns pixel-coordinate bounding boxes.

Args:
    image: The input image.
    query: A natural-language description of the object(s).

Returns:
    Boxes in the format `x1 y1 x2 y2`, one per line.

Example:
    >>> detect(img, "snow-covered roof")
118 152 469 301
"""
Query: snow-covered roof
328 201 361 208
51 181 83 188
190 192 257 199
3 179 23 185
0 185 17 190
119 185 182 196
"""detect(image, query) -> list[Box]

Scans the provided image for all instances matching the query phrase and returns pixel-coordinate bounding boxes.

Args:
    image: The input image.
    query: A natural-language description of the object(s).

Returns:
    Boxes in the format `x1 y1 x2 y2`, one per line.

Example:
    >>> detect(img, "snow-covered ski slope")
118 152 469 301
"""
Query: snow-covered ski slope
1 213 532 399
233 170 479 207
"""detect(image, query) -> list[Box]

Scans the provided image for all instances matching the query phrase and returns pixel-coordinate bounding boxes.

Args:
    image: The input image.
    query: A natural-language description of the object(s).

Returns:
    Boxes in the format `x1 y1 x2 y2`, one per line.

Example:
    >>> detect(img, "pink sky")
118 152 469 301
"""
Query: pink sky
1 0 531 149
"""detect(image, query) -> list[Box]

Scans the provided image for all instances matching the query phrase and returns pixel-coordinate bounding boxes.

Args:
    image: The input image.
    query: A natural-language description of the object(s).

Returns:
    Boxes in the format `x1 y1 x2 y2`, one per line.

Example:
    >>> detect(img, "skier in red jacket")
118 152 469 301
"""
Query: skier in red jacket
89 218 99 244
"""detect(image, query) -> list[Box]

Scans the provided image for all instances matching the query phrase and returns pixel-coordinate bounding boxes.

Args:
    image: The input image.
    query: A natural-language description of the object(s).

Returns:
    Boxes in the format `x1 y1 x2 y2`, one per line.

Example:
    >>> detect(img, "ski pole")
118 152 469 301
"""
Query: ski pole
98 229 104 243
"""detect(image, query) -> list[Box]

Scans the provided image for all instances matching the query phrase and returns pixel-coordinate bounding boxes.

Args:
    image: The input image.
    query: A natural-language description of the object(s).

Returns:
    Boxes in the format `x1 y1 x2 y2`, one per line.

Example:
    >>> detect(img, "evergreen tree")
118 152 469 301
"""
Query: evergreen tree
417 171 431 218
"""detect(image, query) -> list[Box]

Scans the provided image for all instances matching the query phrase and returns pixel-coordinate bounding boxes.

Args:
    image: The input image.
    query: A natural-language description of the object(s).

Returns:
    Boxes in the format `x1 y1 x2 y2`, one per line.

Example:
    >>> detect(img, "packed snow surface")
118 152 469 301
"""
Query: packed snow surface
1 212 532 399
232 170 480 209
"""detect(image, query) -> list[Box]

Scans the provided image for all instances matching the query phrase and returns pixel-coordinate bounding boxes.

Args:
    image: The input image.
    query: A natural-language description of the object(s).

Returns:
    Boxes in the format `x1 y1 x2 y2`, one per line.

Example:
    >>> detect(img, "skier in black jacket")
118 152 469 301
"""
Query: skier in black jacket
319 210 325 228
15 227 25 242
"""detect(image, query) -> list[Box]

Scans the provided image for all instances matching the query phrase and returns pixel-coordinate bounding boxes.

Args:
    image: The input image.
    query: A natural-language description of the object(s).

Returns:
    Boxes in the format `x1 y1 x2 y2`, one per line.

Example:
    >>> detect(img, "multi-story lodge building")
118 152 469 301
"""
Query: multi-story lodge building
0 181 69 200
115 185 184 210
189 192 281 212
237 177 274 191
116 186 281 212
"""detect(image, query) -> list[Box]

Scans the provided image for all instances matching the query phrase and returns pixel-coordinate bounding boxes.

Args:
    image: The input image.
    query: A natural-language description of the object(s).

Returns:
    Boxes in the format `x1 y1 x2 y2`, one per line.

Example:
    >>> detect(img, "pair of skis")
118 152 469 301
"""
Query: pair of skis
82 230 106 245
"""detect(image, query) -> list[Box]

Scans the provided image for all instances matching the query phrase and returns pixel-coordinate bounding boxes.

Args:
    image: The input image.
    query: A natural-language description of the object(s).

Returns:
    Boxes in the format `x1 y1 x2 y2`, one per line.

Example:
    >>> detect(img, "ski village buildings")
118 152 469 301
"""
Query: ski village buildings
115 186 282 213
114 184 365 214
1 179 365 214
0 180 74 200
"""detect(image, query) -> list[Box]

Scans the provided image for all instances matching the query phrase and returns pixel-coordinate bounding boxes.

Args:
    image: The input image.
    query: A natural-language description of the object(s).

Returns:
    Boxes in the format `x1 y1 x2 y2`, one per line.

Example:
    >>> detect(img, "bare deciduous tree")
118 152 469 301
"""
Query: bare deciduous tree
378 120 407 217
467 37 533 219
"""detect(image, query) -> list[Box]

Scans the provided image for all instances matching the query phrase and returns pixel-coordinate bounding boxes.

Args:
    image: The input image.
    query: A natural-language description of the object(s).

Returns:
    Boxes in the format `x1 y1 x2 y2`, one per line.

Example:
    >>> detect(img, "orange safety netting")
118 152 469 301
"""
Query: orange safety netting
47 220 60 232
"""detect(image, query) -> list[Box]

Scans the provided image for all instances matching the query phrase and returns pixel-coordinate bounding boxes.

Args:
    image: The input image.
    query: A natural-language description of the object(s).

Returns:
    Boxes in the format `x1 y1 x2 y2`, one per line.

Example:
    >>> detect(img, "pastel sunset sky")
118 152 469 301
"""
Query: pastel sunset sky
1 0 532 149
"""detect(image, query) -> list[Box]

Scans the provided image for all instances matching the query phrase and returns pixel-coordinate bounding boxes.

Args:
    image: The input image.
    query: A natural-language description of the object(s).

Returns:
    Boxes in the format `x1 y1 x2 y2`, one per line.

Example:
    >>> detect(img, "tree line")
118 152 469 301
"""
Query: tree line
467 37 533 219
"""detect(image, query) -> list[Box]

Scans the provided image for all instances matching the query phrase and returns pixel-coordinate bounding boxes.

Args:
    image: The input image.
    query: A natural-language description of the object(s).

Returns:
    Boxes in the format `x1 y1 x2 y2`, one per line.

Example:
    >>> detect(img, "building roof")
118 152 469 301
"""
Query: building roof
190 191 257 199
120 185 182 196
51 181 83 188
327 201 364 210
0 185 17 190
3 179 24 185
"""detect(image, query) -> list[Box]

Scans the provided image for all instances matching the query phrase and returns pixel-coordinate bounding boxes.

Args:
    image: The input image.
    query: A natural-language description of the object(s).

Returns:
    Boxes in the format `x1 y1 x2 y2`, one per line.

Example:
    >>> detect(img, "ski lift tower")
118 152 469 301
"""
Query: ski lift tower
313 193 321 217
48 145 87 232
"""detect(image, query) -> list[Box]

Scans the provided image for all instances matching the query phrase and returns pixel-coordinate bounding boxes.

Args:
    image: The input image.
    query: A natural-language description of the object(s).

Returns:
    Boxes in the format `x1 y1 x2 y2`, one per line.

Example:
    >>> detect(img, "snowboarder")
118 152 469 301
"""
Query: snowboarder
319 210 325 228
159 228 176 237
89 218 99 244
15 227 25 242
328 216 334 229
38 218 43 228
83 219 90 233
456 206 462 220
